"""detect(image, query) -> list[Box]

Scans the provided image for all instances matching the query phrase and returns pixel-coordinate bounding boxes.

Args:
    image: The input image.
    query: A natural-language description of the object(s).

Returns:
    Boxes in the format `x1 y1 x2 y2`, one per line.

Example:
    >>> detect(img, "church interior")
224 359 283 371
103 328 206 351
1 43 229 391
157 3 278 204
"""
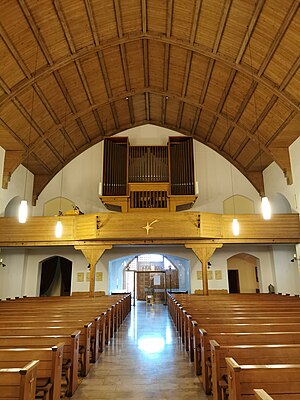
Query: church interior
0 0 300 399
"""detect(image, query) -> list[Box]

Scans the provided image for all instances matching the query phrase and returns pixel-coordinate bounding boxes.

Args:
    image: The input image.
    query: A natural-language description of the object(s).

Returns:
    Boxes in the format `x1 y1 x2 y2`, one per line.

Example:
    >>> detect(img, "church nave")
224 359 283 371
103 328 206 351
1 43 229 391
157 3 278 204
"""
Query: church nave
72 302 207 400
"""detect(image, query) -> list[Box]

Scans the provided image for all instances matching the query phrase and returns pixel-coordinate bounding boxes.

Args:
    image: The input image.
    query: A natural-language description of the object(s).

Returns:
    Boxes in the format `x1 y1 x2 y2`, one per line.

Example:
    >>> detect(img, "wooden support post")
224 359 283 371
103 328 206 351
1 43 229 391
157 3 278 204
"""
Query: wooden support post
185 244 223 295
75 245 112 297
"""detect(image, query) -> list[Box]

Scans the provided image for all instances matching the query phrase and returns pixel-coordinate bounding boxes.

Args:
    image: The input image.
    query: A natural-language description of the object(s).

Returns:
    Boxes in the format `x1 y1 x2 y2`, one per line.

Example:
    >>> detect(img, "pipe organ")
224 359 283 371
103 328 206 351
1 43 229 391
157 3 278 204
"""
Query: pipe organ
100 136 197 212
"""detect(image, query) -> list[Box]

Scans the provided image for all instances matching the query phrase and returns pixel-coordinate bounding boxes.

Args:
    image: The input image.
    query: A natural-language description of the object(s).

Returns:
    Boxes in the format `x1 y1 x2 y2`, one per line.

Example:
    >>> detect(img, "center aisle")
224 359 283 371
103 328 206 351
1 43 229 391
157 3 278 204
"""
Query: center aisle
72 301 207 400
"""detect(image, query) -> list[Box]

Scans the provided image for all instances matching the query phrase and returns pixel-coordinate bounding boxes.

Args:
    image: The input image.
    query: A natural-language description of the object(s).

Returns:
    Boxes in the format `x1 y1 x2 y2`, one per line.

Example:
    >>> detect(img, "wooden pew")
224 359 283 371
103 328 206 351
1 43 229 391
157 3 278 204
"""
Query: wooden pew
0 326 91 377
254 389 275 400
0 317 100 363
211 342 300 400
0 333 79 397
198 329 300 394
226 358 300 400
0 360 39 400
0 345 64 400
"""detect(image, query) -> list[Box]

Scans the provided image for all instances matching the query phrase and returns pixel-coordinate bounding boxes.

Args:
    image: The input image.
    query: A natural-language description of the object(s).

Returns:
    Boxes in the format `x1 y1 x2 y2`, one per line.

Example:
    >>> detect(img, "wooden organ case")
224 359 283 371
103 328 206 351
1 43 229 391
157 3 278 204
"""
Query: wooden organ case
100 136 197 212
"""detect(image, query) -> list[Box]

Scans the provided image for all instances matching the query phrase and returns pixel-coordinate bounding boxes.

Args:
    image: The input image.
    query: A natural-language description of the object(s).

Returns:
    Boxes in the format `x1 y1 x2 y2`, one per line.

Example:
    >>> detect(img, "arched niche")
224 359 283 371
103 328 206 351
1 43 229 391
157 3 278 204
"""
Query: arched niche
39 255 72 297
43 197 74 216
4 196 22 217
271 192 292 214
223 194 255 214
227 253 260 294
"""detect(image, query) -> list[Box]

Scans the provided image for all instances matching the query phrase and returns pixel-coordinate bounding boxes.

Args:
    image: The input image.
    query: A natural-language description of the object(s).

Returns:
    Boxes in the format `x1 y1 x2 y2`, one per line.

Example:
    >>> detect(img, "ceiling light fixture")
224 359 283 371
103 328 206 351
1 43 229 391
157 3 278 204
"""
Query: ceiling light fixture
55 89 68 238
19 46 39 223
225 98 239 236
248 37 271 220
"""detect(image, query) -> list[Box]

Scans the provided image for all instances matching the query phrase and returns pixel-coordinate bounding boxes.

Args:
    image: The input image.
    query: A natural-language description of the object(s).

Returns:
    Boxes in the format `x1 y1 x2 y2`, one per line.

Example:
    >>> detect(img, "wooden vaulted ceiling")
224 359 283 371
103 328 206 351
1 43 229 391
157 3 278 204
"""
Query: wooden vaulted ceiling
0 0 299 204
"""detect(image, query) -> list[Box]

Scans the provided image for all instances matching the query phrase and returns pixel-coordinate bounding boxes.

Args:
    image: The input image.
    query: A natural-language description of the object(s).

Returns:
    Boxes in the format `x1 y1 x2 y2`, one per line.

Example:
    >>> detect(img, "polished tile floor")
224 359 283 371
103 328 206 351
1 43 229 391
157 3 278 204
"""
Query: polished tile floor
72 302 208 399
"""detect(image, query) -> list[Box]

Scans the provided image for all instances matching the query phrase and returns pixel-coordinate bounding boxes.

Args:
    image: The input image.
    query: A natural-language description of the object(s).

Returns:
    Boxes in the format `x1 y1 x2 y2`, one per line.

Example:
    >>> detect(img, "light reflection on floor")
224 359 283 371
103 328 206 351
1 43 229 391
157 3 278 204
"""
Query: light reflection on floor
138 337 165 353
128 301 174 353
71 300 207 400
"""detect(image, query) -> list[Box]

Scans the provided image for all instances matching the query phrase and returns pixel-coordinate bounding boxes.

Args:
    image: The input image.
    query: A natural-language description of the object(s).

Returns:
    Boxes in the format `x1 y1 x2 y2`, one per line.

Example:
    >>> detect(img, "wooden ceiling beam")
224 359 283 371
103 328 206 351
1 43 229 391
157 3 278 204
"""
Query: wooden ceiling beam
113 2 131 126
257 2 299 77
0 118 27 149
162 0 173 125
17 0 53 65
141 0 147 33
176 0 202 130
2 150 24 189
145 92 150 121
280 57 300 90
266 110 298 147
84 0 106 134
161 43 170 125
53 0 76 54
28 87 273 153
142 0 149 121
0 23 31 78
206 69 236 144
235 0 264 64
52 3 92 145
1 34 299 112
92 109 105 135
84 0 100 46
176 51 192 128
201 0 232 142
220 81 257 151
97 52 119 130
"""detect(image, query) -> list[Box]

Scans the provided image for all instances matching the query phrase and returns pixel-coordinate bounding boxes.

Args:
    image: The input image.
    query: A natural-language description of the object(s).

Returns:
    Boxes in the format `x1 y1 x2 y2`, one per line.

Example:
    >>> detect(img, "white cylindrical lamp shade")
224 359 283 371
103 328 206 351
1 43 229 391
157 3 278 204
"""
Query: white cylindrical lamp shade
55 220 63 238
261 196 271 220
18 200 28 223
232 218 240 236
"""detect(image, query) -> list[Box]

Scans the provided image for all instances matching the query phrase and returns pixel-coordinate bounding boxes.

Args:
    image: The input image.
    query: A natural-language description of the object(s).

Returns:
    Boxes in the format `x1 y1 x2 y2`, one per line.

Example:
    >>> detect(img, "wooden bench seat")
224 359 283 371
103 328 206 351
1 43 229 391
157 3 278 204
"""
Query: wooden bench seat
226 358 300 400
253 388 299 400
0 333 80 397
185 313 300 358
0 316 101 364
0 326 91 377
0 360 39 400
0 345 63 400
197 329 300 391
211 342 300 400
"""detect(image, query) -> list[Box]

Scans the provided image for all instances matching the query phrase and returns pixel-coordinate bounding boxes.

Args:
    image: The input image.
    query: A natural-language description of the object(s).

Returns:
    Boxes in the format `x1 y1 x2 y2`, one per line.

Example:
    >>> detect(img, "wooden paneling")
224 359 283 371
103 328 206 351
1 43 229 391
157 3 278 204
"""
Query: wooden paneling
0 212 298 246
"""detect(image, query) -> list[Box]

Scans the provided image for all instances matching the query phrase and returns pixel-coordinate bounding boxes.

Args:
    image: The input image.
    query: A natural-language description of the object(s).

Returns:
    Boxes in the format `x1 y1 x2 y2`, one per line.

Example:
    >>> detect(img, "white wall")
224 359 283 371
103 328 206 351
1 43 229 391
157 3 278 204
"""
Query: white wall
0 126 299 299
0 163 34 217
272 245 300 295
33 142 105 216
0 249 27 299
264 137 300 213
31 125 262 215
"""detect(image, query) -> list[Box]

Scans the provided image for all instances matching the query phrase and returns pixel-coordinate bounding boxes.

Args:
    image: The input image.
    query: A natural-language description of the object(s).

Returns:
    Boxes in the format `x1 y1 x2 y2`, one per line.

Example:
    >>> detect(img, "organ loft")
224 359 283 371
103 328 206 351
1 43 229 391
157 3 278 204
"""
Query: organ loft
99 136 197 212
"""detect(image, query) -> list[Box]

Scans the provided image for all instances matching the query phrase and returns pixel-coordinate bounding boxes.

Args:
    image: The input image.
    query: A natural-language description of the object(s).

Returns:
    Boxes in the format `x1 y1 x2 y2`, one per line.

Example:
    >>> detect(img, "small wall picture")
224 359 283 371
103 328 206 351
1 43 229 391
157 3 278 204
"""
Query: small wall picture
207 270 213 280
215 270 222 280
77 272 84 282
96 272 103 281
86 272 90 282
197 271 202 280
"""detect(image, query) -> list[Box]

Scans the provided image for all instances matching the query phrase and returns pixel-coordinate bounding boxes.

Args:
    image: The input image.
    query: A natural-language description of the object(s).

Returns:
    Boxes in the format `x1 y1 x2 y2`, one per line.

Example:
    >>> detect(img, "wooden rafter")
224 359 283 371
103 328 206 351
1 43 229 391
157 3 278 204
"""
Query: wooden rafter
162 0 173 125
176 0 202 129
1 34 299 113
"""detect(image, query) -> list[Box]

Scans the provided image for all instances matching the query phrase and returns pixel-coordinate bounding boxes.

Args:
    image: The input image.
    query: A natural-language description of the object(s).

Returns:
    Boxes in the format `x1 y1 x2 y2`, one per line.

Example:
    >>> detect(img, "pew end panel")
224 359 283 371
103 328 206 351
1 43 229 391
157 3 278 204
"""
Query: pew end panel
0 360 39 400
254 389 274 400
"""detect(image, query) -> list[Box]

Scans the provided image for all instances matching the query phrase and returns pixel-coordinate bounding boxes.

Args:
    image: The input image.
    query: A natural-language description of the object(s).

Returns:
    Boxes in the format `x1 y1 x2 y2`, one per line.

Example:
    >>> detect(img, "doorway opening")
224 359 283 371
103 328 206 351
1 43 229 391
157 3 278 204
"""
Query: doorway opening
227 253 260 293
228 270 240 293
39 256 72 297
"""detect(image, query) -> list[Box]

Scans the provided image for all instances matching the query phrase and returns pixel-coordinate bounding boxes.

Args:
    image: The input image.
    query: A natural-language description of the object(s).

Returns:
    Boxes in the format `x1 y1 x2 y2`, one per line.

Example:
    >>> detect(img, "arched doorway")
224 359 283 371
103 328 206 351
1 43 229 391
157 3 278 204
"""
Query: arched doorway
39 256 72 296
227 253 260 293
108 253 190 300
